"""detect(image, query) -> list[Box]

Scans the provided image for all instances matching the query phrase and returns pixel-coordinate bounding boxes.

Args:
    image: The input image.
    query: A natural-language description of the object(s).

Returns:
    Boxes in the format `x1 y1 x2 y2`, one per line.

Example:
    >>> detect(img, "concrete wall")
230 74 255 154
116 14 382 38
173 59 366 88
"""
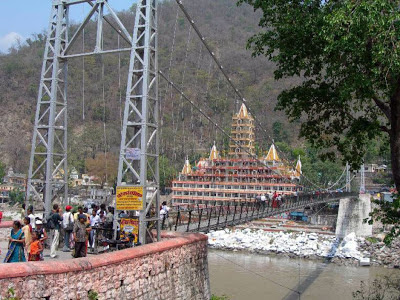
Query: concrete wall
0 232 210 300
309 215 337 228
335 194 373 238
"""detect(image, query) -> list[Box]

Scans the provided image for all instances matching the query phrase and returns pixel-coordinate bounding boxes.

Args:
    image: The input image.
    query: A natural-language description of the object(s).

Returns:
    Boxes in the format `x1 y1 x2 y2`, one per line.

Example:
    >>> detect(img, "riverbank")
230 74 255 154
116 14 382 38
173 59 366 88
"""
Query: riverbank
207 228 400 268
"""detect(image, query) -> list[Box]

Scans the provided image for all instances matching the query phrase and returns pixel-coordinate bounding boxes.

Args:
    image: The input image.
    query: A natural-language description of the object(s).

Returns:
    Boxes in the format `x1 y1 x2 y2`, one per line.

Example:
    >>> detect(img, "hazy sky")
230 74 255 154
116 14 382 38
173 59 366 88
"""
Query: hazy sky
0 0 136 52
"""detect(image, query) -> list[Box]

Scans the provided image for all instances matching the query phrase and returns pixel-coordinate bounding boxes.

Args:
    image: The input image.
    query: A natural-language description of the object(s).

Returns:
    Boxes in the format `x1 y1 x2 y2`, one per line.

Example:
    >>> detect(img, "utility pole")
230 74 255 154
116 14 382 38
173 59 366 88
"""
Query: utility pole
360 164 365 194
345 162 351 192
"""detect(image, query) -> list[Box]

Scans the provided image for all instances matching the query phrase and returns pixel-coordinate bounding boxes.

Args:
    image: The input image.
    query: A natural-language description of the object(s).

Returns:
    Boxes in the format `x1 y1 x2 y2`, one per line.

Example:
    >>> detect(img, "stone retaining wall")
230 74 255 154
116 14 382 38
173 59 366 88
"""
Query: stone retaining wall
0 232 210 300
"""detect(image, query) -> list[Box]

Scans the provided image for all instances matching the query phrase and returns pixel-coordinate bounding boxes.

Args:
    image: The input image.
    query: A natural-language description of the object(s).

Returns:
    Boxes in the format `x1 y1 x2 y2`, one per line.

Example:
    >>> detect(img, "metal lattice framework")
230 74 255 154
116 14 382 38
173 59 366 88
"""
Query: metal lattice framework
27 0 160 244
117 0 160 244
27 3 69 216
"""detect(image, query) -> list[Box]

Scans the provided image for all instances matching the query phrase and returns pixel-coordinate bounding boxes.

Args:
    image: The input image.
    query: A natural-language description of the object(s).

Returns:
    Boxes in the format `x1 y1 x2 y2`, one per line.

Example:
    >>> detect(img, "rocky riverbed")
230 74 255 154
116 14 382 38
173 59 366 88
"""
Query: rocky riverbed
207 228 400 268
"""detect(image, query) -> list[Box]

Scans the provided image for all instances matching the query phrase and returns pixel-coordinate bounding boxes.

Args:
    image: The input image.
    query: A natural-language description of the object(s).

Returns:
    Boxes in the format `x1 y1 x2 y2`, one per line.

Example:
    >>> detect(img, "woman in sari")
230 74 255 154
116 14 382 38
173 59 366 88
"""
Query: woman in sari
4 221 26 263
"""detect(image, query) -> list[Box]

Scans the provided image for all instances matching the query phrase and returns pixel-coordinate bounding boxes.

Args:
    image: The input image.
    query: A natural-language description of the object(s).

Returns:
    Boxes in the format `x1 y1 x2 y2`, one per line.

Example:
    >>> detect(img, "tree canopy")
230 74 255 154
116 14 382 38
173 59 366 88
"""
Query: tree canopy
238 0 400 191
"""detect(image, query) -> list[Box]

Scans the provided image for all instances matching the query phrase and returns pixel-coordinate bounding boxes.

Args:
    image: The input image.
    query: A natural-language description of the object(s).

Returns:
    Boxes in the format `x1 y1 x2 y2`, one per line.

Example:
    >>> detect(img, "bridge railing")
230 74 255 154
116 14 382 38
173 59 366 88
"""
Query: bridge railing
163 192 357 233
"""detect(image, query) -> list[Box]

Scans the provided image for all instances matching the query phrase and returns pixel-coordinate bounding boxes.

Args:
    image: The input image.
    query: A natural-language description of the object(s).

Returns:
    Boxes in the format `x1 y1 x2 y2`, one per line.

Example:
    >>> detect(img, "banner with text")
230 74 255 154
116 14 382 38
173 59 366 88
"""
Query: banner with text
116 186 144 211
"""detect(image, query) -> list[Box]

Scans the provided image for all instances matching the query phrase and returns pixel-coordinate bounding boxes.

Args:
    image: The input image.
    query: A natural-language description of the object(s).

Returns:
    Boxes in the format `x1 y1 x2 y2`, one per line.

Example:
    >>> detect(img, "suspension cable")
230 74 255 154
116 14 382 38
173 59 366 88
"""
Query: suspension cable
159 70 298 181
175 0 345 190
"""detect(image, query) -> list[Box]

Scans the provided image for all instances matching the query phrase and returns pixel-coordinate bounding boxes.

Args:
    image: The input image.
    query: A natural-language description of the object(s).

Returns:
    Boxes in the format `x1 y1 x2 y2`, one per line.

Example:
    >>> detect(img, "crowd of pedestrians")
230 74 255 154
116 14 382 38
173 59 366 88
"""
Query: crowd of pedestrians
3 203 114 263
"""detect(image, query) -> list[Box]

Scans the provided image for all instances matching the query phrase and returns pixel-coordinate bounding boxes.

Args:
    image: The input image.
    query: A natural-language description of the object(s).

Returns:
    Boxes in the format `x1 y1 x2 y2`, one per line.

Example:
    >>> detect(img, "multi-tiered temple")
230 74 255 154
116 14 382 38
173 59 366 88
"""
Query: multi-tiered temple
171 104 302 206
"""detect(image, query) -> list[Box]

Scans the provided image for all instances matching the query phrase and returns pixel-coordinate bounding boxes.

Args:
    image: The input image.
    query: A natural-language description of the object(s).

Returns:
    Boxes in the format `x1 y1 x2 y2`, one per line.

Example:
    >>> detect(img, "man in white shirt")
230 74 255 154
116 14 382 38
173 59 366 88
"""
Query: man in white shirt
89 210 100 249
260 194 267 208
27 207 36 230
62 205 74 252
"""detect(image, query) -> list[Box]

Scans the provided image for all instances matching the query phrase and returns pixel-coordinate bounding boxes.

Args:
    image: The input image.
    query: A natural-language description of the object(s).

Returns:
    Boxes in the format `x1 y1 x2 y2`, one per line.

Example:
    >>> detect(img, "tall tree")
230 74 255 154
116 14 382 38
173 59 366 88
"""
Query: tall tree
85 152 118 187
238 0 400 191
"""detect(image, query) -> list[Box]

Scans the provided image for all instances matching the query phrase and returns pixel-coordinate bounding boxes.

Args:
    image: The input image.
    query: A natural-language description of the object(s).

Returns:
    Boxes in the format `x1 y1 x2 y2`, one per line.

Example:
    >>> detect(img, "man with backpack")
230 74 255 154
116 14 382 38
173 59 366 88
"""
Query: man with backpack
62 205 74 252
47 204 63 258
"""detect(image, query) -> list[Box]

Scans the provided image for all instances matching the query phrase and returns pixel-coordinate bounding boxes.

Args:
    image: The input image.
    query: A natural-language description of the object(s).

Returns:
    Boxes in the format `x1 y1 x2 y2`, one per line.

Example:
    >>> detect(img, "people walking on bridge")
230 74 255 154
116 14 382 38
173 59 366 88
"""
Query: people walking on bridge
62 205 74 252
73 214 90 258
4 221 25 263
47 204 63 258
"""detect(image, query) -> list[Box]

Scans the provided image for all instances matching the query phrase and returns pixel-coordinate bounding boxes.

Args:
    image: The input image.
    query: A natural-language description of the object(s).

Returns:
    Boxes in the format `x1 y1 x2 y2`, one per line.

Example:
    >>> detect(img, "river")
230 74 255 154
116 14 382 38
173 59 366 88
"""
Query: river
208 249 400 300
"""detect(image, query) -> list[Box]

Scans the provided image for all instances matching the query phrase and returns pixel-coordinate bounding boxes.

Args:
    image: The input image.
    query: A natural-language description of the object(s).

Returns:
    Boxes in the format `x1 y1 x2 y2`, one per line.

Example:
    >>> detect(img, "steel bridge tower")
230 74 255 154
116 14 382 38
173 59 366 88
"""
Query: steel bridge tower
27 0 160 244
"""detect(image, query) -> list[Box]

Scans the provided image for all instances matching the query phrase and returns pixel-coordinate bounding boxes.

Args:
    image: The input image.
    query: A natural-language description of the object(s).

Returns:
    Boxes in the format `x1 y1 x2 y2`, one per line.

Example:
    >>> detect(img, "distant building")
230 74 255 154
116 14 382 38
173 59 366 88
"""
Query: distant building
364 164 388 173
0 168 27 203
171 104 303 207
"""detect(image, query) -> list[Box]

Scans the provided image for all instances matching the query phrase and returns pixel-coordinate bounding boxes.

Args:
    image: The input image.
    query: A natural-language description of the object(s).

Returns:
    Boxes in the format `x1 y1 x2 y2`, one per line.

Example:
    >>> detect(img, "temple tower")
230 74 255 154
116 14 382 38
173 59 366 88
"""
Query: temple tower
228 104 255 158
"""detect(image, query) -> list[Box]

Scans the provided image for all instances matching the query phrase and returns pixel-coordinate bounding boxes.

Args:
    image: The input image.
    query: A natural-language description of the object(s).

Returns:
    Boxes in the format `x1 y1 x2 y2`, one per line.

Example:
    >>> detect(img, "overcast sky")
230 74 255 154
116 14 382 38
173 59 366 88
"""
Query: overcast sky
0 0 136 53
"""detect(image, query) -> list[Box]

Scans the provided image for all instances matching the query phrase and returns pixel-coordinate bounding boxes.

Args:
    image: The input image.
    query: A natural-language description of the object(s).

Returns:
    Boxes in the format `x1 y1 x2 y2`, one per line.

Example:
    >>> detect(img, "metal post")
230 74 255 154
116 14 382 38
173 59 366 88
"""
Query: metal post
197 208 203 231
117 0 160 245
345 162 351 192
207 206 213 232
216 205 222 229
232 201 237 226
239 202 244 223
174 206 180 231
360 164 365 194
224 203 230 228
186 209 192 232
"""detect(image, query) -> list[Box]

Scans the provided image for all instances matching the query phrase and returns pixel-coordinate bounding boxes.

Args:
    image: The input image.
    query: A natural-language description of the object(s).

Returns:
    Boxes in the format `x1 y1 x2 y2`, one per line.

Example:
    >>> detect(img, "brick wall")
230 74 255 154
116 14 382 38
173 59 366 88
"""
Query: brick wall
0 232 210 300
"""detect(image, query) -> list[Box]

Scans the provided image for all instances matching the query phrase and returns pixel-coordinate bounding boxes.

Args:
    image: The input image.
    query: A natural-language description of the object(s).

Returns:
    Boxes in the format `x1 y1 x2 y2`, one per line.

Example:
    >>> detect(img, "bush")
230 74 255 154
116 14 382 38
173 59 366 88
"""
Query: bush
211 295 229 300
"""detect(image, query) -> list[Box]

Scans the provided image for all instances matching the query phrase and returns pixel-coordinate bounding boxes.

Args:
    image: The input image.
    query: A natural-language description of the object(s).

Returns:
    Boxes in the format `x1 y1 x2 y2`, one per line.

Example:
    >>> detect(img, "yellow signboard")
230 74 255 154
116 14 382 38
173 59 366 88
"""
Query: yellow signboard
120 218 139 243
116 186 144 211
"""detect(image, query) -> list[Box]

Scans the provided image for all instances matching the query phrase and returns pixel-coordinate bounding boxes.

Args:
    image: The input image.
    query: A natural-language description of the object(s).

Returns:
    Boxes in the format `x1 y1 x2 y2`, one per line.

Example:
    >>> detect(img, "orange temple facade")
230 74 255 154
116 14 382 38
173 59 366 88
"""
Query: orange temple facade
171 104 302 206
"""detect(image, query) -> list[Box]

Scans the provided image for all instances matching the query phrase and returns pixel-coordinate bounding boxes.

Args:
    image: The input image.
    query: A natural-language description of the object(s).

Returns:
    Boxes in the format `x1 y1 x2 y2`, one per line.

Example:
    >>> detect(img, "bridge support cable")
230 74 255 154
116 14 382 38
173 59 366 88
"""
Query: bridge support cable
159 70 298 178
175 0 348 191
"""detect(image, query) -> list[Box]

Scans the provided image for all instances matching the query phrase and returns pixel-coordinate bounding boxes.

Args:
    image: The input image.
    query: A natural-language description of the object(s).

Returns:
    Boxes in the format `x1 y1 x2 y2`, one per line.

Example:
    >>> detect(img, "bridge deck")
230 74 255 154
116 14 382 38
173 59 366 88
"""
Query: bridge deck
167 192 358 233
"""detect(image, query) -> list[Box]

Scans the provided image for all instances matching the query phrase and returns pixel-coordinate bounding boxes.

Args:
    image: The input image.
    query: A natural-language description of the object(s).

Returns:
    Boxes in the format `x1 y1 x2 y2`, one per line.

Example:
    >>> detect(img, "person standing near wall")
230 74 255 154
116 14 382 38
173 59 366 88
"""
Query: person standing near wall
62 206 74 252
48 204 62 258
73 214 90 258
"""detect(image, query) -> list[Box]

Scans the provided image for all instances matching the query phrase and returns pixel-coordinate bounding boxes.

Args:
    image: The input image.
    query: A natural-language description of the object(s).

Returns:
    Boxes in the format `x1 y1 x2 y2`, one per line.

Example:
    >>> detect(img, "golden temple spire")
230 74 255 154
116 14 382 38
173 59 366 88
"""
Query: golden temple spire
237 103 249 119
265 143 281 162
228 103 255 158
209 141 219 160
181 156 192 175
294 155 302 178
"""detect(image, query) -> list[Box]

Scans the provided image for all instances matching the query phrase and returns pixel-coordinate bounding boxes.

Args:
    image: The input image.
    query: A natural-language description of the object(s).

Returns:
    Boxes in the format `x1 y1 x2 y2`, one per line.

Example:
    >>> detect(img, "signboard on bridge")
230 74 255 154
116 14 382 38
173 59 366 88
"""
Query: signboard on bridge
120 217 139 243
116 186 144 211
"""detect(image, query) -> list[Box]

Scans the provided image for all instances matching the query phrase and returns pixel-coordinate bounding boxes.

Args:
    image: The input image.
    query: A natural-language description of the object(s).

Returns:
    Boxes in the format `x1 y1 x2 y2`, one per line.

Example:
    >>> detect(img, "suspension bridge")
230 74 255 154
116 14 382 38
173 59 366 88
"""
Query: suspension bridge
24 0 365 245
168 192 358 233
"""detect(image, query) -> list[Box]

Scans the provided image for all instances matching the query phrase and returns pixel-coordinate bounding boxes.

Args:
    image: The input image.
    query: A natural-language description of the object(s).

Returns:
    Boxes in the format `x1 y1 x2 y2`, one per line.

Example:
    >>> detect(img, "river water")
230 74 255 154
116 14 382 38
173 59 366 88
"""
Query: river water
208 249 400 300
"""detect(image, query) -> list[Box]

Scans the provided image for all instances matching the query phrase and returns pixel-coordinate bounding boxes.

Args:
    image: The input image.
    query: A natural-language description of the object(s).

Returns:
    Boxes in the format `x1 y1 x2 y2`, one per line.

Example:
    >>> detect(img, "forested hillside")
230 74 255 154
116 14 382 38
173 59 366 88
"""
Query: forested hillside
0 0 390 188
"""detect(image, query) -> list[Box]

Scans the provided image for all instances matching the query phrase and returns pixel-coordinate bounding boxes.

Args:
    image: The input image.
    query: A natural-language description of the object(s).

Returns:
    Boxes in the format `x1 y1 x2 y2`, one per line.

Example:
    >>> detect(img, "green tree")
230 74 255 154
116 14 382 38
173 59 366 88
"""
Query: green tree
9 188 25 206
0 161 6 183
237 0 400 192
159 155 178 191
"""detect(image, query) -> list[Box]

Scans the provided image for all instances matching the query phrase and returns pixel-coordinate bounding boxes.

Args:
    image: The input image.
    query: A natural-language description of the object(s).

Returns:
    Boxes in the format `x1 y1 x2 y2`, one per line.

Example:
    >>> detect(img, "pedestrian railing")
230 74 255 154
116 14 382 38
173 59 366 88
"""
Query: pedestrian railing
166 192 357 233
